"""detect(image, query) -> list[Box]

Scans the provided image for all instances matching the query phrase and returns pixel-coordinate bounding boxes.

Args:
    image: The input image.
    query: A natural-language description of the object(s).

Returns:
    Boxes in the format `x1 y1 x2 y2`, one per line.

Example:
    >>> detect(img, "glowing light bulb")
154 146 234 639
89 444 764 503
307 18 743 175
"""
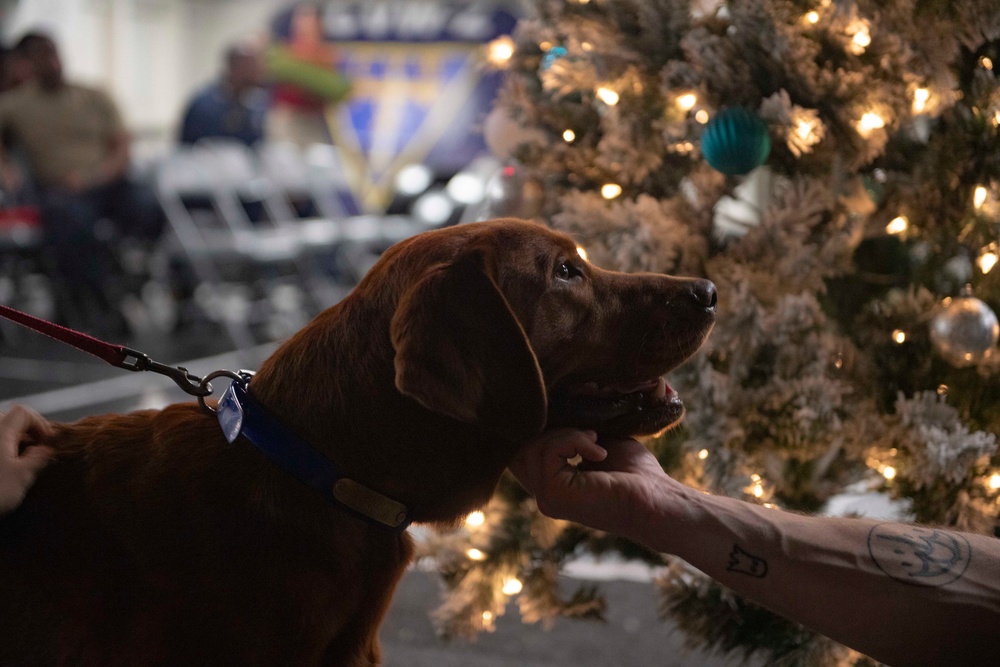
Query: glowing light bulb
978 247 998 274
487 36 515 66
563 129 576 142
539 41 553 51
676 93 698 111
989 474 1000 490
882 466 897 480
698 449 709 460
913 88 930 113
885 216 908 235
502 578 523 595
805 11 820 23
858 112 885 135
752 484 764 498
795 119 815 140
937 384 948 396
596 87 620 106
467 548 486 561
892 329 906 344
974 185 988 209
849 24 871 54
601 183 622 199
576 246 589 261
695 109 710 124
482 611 493 622
981 56 994 71
465 511 485 527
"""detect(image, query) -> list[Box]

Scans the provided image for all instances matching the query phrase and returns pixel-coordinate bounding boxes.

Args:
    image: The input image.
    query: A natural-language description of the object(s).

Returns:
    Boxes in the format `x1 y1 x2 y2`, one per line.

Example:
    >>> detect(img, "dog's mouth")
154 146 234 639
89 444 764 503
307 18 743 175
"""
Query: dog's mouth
546 375 684 437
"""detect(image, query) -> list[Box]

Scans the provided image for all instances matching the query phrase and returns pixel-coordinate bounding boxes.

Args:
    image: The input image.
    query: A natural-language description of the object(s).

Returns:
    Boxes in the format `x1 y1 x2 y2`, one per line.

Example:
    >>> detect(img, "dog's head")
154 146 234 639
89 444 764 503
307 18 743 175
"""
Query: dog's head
389 218 716 442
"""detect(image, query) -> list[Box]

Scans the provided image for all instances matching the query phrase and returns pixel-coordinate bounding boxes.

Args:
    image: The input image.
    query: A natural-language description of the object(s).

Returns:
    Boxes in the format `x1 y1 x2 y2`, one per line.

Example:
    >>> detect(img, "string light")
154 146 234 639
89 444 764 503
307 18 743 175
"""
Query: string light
502 578 523 595
601 183 623 199
795 119 816 140
937 384 948 396
848 22 871 55
978 244 998 274
596 87 620 106
467 548 486 561
486 36 515 67
576 245 589 261
465 511 485 527
857 111 885 136
482 611 493 623
974 185 988 209
695 109 710 124
989 473 1000 490
886 216 908 234
912 88 930 113
676 93 698 111
539 41 553 51
892 329 906 344
882 466 897 480
698 449 709 460
563 129 576 142
981 56 994 71
805 11 820 24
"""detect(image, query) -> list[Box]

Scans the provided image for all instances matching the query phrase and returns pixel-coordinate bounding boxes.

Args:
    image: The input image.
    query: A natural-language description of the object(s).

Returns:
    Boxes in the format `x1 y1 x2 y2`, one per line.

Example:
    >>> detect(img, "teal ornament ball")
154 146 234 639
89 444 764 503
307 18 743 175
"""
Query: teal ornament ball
541 46 568 70
701 107 771 175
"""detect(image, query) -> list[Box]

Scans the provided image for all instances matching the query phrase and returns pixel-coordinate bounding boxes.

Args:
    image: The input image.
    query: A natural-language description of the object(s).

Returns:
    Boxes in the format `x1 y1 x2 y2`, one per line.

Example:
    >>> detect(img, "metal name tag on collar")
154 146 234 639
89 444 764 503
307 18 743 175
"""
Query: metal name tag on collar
215 377 411 532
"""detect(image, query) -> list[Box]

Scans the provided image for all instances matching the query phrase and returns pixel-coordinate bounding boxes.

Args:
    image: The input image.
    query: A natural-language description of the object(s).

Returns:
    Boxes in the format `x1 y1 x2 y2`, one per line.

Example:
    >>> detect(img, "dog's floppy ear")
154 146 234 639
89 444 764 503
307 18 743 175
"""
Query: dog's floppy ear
391 251 547 442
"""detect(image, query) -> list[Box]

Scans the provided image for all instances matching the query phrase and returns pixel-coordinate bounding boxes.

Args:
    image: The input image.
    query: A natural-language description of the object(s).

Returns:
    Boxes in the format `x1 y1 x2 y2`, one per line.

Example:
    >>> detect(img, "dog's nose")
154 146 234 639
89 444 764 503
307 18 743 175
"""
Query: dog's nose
689 279 717 311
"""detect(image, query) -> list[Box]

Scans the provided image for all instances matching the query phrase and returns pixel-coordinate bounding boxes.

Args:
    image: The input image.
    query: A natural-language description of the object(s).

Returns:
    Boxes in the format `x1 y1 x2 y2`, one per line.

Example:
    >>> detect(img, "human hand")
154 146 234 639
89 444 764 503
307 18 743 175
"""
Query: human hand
509 429 690 544
0 405 55 515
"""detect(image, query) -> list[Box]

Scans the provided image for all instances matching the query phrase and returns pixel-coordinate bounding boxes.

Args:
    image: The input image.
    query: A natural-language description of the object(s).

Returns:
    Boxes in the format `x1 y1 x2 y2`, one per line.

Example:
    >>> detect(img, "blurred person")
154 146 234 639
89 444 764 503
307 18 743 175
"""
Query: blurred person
0 32 163 334
179 41 268 146
266 3 349 148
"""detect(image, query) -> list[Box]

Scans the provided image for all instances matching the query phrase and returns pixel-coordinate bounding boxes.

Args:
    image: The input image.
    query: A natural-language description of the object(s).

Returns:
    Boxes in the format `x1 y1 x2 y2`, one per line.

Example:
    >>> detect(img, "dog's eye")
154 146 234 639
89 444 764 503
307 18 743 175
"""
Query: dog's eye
555 261 583 281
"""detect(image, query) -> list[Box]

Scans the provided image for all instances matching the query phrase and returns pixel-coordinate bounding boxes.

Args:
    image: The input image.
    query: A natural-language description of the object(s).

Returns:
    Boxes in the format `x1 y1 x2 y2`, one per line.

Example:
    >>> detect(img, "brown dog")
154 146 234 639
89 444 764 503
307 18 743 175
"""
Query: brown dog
0 218 715 666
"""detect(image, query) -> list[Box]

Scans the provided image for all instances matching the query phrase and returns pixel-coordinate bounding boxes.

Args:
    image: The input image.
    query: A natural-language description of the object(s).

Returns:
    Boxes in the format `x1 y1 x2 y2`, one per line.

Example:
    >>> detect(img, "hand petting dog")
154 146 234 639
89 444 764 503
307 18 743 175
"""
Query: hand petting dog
0 405 54 515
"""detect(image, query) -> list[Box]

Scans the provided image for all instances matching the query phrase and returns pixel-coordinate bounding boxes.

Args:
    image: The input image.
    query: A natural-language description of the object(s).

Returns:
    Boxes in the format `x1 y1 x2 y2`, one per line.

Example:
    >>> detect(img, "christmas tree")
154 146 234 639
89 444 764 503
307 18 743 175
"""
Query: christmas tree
425 1 1000 664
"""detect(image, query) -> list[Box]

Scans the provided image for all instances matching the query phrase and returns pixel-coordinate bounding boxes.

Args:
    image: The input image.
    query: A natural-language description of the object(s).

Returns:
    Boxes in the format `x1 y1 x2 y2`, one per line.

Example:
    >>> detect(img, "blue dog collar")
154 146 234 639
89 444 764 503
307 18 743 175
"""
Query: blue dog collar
216 374 411 531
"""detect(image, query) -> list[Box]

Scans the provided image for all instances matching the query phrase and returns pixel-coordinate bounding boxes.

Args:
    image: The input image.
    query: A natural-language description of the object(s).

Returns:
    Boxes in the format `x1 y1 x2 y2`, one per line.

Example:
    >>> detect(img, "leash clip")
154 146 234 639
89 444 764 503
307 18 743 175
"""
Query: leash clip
120 347 212 398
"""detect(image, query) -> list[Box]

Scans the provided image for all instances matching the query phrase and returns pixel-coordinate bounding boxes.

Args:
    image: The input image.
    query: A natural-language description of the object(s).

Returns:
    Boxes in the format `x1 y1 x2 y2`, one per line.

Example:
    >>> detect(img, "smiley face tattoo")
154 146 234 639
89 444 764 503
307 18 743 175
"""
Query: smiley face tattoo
867 523 972 587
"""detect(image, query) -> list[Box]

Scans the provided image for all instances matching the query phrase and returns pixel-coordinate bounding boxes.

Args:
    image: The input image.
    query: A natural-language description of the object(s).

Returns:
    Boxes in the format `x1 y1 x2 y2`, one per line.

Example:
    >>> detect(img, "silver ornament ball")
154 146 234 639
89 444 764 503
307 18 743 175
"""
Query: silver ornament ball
929 293 999 367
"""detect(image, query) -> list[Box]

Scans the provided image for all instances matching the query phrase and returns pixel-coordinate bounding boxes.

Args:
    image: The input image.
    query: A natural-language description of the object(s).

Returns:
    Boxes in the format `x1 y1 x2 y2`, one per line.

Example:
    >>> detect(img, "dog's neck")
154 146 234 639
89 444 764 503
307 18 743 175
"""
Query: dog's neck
248 300 518 526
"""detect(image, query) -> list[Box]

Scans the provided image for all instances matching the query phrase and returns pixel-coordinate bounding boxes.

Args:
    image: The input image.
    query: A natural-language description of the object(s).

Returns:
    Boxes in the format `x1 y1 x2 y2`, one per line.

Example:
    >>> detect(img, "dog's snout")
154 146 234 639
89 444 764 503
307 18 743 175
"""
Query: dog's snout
689 279 717 311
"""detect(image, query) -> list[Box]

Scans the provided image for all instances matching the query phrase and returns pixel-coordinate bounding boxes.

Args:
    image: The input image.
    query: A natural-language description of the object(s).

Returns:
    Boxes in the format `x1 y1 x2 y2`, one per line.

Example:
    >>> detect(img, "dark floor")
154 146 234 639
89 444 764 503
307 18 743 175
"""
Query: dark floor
0 307 753 667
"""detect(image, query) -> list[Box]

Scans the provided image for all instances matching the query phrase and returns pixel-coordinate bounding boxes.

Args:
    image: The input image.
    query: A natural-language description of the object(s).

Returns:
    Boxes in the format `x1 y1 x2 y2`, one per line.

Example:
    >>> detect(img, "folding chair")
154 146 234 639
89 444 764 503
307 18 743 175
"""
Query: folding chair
156 147 339 351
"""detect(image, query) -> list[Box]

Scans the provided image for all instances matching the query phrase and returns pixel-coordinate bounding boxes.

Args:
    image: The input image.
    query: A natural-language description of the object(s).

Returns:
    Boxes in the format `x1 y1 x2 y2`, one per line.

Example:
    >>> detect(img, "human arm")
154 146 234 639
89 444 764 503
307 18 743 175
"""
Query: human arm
0 405 54 514
509 430 1000 666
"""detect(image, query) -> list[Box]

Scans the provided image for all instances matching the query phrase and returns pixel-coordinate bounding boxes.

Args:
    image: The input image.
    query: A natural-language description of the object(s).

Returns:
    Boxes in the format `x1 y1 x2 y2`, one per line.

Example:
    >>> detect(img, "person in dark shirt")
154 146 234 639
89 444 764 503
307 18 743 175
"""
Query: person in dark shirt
179 42 268 147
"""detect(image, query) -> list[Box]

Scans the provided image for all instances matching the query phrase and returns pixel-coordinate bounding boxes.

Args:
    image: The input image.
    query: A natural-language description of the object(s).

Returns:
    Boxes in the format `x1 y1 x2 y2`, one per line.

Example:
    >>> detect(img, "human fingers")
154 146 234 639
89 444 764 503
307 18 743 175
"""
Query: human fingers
10 444 54 482
0 405 54 457
510 429 602 491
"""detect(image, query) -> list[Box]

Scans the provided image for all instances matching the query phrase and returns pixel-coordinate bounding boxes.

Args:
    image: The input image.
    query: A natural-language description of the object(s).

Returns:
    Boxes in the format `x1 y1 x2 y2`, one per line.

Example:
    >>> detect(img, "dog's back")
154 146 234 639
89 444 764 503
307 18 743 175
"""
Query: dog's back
0 405 413 666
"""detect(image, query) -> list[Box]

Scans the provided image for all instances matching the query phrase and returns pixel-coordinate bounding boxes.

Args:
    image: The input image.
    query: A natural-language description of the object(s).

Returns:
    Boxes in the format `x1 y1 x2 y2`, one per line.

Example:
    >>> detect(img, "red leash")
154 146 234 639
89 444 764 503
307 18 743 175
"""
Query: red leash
0 303 213 398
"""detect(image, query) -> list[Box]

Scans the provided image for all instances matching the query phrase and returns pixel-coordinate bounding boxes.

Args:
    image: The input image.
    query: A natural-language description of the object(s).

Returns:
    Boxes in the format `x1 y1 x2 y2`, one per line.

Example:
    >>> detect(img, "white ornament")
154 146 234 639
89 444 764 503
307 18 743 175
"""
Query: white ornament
930 288 1000 367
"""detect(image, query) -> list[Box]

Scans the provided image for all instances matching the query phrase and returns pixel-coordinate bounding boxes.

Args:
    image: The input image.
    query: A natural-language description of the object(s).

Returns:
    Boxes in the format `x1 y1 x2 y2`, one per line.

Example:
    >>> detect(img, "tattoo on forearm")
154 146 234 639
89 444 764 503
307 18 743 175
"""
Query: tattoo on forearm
867 523 972 587
727 544 768 578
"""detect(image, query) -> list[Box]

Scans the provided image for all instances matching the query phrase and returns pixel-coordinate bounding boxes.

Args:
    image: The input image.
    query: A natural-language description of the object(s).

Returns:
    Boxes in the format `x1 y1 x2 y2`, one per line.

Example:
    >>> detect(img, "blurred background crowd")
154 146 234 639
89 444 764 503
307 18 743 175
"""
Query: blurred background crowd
0 0 519 369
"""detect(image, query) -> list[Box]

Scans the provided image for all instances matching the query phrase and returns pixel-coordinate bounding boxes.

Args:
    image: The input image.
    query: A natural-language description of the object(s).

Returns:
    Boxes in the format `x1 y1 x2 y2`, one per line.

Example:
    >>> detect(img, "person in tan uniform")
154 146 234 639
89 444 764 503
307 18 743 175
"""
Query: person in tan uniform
0 32 161 333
